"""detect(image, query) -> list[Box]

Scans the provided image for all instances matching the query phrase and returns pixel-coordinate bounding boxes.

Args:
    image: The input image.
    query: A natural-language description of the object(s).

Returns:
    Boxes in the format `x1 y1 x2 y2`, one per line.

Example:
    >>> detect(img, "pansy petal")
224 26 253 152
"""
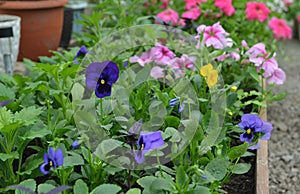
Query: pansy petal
95 83 112 98
0 99 13 107
134 150 145 164
248 143 260 150
86 62 107 89
48 147 55 161
55 148 64 167
43 153 49 163
40 163 50 175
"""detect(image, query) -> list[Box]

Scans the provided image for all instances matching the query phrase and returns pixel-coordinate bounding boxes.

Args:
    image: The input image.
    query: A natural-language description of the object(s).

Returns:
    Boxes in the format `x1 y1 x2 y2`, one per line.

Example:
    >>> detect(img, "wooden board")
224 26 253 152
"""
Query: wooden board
256 107 269 194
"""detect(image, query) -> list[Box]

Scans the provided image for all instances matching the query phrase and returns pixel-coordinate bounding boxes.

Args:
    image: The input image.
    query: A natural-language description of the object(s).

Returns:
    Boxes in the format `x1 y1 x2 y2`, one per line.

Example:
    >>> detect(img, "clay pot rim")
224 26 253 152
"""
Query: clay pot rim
0 0 69 10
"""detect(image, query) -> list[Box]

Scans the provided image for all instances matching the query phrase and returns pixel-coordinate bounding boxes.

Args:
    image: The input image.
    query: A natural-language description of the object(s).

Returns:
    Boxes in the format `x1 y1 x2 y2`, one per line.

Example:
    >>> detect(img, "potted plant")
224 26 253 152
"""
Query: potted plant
0 0 69 61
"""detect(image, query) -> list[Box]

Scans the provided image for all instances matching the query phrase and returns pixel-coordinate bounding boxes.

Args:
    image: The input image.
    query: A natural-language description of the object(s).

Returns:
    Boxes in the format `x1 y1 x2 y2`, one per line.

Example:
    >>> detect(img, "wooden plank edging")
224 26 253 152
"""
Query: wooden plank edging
256 106 269 194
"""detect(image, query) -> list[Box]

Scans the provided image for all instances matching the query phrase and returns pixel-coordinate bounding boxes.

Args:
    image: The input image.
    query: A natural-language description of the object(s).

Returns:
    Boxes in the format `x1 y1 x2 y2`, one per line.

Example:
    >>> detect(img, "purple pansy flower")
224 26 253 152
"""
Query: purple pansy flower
72 140 80 150
74 46 88 61
85 61 119 98
0 99 13 107
135 131 164 164
40 147 64 175
238 114 273 149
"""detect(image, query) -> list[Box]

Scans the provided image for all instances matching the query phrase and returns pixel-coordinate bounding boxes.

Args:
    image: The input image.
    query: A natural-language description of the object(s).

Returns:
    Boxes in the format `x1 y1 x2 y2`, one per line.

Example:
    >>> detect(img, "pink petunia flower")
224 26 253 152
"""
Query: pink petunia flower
268 17 292 40
150 66 165 79
185 0 207 10
182 7 201 20
196 22 232 49
150 43 176 65
129 50 153 66
214 0 235 16
267 68 286 85
245 43 267 66
160 0 169 8
258 57 278 77
156 9 179 26
245 2 270 22
168 54 196 78
283 0 294 6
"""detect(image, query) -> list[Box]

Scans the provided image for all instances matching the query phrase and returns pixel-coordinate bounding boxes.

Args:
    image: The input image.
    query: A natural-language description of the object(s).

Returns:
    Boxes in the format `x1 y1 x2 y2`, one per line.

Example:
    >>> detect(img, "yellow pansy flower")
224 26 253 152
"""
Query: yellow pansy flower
200 63 218 88
230 86 238 92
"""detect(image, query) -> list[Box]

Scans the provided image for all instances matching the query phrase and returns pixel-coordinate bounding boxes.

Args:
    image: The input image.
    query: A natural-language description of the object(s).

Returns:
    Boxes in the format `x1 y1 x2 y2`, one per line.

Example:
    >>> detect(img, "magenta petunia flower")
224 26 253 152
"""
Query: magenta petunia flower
182 7 201 20
196 22 232 49
245 2 270 22
156 8 179 26
85 61 119 98
268 17 292 40
149 43 176 65
135 131 164 164
40 147 64 175
214 0 235 16
185 0 206 10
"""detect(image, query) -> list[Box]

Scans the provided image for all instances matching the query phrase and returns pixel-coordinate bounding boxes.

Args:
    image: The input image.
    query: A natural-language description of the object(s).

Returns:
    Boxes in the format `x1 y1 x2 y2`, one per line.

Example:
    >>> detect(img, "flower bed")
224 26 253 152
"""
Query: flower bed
0 0 291 193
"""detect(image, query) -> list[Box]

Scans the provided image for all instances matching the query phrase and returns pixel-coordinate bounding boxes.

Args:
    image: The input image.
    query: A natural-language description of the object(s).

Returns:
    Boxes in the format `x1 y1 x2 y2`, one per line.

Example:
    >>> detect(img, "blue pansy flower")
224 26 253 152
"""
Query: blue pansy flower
0 99 13 107
74 46 88 64
238 113 273 149
72 140 80 150
135 131 164 164
85 61 119 98
40 147 64 175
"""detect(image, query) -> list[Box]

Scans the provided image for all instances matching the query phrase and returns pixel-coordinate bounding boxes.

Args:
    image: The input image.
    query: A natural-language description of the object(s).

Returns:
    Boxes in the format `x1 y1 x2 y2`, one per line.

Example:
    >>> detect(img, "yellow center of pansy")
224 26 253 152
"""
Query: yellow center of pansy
141 144 145 151
246 129 252 134
100 79 105 85
49 161 53 167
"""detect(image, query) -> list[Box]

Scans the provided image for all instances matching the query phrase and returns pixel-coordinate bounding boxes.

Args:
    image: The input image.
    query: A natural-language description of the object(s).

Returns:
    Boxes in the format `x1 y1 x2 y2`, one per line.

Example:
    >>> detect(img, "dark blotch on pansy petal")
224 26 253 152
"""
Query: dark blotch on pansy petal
85 61 119 98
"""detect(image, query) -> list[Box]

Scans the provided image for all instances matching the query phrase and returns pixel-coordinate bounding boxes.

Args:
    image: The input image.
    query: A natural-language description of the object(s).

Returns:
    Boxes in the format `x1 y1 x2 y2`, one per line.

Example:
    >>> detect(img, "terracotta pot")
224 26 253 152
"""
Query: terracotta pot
0 0 69 61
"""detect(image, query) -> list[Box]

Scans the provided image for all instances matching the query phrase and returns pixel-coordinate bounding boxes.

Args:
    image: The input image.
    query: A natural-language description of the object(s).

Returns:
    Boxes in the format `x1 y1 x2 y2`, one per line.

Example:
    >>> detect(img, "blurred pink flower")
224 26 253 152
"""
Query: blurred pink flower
156 9 179 26
268 17 292 39
129 50 152 66
245 43 267 66
297 14 300 22
283 0 294 6
242 40 248 48
185 0 206 10
150 43 176 65
196 22 232 49
267 68 286 85
182 7 201 20
168 54 196 78
214 0 235 16
150 66 165 79
160 0 169 8
245 2 270 22
258 57 278 77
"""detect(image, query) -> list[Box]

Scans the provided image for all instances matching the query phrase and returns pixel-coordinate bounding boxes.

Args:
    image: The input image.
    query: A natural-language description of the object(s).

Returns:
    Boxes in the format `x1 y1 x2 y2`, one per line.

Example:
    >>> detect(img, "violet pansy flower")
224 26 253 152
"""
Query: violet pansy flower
40 147 64 175
85 61 119 98
135 131 164 164
238 114 273 150
0 99 13 107
74 46 88 64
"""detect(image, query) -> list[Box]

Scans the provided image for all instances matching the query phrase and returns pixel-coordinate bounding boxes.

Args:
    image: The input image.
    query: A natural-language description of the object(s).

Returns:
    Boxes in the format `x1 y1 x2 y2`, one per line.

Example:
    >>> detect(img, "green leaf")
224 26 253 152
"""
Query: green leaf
37 183 55 194
126 188 141 194
74 179 89 194
176 166 188 188
205 158 229 181
228 143 248 161
95 139 123 157
0 107 12 129
149 178 174 192
0 152 19 161
71 83 85 102
248 67 260 83
15 179 36 194
20 126 50 140
90 184 121 194
232 163 251 174
63 152 85 167
0 83 15 99
14 106 43 126
137 176 157 189
266 91 287 102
